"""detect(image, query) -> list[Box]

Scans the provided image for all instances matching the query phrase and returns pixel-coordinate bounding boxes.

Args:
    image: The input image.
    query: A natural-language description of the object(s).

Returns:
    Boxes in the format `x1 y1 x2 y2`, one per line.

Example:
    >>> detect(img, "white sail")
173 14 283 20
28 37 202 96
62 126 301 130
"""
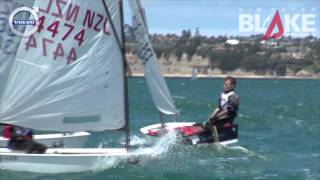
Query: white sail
129 0 177 115
0 0 126 132
191 67 198 80
0 0 34 106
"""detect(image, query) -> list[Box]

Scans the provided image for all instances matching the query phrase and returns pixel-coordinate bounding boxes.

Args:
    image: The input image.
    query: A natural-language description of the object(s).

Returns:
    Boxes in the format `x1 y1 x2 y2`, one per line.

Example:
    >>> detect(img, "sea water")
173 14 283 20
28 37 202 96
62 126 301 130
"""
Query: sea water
1 78 319 179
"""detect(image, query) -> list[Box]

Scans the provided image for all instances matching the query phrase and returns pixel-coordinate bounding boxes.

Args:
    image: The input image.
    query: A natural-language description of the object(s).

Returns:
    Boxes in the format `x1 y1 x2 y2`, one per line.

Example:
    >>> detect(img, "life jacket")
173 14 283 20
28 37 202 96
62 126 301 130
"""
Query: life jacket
219 91 234 110
215 91 237 128
2 125 13 139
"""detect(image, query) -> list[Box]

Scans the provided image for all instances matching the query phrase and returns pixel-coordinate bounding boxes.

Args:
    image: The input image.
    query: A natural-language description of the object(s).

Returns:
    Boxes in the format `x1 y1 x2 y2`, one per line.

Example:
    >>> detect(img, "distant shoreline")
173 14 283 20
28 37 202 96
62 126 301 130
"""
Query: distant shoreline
130 73 320 80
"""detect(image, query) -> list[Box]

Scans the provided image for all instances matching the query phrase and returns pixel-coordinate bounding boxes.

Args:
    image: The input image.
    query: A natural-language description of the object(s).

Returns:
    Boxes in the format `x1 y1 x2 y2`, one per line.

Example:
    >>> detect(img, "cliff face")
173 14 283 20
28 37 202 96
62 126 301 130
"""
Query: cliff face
127 52 319 78
127 53 208 75
125 32 320 78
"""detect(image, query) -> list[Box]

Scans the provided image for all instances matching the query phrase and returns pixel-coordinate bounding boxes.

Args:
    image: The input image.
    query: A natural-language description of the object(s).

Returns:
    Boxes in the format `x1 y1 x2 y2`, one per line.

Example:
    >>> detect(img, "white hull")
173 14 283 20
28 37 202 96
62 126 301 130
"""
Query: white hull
0 147 153 173
140 122 238 146
140 122 196 134
140 122 196 144
0 132 90 148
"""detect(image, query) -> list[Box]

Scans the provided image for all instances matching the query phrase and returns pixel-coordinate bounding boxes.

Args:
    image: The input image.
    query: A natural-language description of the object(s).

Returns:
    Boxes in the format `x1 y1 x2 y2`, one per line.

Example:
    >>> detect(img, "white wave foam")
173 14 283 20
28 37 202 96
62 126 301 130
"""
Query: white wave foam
225 145 267 160
147 129 178 157
117 135 148 146
91 131 178 172
91 156 122 172
173 95 186 99
294 119 304 126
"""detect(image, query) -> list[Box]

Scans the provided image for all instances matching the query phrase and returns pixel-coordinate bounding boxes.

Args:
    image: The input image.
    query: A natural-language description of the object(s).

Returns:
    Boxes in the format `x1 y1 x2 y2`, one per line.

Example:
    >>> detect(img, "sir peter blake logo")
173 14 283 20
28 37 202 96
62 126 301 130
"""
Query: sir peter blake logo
239 8 318 40
8 7 39 37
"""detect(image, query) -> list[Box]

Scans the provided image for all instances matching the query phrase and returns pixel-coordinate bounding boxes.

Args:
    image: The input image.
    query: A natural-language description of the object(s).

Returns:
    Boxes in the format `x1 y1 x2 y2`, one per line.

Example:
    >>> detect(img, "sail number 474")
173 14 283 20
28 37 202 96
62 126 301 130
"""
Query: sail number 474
24 16 86 64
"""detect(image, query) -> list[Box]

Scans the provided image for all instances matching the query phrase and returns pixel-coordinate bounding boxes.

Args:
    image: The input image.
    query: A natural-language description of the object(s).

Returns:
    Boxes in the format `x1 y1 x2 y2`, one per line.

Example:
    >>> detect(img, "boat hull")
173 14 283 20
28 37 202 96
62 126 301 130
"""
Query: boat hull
140 122 238 146
0 148 152 173
0 132 90 148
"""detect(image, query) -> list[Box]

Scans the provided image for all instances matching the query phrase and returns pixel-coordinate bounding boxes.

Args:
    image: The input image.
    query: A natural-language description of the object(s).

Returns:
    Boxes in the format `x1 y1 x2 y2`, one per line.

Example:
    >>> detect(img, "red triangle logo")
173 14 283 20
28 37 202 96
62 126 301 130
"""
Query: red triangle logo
263 10 284 40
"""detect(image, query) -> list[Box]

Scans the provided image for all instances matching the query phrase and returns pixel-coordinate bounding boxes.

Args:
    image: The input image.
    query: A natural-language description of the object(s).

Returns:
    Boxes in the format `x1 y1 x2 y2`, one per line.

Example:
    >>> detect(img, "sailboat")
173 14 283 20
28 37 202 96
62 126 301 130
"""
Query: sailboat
130 0 238 146
0 0 153 173
0 0 90 148
191 67 198 80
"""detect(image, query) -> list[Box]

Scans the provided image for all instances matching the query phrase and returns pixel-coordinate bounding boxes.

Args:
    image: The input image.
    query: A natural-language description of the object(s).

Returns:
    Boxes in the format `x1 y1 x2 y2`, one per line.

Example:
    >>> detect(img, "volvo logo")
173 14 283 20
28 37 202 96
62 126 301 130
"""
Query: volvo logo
8 7 39 37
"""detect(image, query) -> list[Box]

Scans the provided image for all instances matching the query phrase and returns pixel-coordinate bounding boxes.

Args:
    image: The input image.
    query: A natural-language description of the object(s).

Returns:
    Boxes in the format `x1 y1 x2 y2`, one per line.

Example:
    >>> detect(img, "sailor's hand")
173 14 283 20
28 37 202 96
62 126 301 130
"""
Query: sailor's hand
209 116 217 125
209 113 216 119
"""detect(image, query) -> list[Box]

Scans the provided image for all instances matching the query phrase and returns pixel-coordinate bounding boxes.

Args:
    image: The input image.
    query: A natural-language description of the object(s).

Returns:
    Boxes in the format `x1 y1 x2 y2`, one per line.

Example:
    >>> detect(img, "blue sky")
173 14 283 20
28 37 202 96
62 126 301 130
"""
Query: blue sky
124 0 320 37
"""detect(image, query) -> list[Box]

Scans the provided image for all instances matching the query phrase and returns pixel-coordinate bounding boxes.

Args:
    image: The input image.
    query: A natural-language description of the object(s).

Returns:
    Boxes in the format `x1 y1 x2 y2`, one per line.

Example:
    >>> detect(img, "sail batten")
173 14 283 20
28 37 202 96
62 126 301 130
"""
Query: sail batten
0 0 126 132
129 0 177 115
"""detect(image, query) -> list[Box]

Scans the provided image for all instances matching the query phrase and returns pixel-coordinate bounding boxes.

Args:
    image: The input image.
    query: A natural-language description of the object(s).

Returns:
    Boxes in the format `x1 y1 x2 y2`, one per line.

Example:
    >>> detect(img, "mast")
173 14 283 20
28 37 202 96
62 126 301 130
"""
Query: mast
119 0 130 150
102 0 130 150
159 111 165 129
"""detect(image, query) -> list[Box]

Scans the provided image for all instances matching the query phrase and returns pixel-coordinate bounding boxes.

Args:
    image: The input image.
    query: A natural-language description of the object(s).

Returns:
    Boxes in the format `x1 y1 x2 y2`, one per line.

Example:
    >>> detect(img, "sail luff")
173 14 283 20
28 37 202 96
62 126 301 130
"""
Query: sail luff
101 0 128 131
136 0 148 34
101 0 122 56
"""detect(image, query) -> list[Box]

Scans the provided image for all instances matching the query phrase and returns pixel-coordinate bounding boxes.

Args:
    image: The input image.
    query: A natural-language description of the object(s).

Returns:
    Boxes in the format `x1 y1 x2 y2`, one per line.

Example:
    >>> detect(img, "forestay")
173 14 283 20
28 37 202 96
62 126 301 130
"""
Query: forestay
0 0 126 132
129 0 177 115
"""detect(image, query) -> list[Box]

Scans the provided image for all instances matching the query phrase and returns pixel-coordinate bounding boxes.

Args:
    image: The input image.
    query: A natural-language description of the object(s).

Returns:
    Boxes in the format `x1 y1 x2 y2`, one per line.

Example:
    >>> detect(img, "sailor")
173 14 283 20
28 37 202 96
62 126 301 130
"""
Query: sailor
204 76 239 140
3 125 47 153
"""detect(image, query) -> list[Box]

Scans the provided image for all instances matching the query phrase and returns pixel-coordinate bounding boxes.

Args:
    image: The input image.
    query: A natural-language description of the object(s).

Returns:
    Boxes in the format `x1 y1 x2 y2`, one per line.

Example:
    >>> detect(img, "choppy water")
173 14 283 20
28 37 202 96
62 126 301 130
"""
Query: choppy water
1 78 319 179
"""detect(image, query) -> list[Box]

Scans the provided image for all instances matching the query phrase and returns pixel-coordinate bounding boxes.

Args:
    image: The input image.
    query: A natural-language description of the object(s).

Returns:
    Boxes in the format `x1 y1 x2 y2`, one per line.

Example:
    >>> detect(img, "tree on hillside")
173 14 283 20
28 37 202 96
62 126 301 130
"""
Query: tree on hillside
211 50 241 72
185 37 201 61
